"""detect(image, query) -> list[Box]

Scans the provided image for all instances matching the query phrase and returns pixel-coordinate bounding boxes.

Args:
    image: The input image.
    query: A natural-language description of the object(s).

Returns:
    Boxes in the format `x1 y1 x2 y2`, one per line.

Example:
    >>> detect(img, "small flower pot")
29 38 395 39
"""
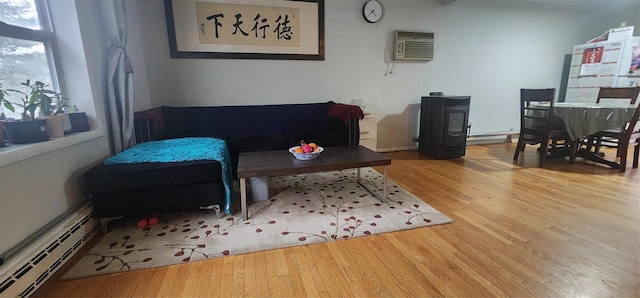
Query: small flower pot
68 112 90 132
41 114 65 138
0 121 6 147
3 119 49 144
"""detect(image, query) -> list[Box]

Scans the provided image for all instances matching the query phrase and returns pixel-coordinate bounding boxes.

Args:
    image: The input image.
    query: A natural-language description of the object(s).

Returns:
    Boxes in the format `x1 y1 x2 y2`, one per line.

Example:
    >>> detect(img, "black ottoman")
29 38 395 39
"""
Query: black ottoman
84 160 226 230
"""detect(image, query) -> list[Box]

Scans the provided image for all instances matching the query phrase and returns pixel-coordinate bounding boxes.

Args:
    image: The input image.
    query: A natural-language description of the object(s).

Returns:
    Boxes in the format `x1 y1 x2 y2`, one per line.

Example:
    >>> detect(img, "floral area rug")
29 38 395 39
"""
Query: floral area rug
62 167 453 279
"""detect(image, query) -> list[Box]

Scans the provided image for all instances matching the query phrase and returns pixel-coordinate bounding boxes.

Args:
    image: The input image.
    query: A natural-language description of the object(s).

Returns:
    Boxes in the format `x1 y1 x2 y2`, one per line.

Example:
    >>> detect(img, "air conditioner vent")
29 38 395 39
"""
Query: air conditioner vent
396 31 434 40
404 41 434 60
394 30 434 61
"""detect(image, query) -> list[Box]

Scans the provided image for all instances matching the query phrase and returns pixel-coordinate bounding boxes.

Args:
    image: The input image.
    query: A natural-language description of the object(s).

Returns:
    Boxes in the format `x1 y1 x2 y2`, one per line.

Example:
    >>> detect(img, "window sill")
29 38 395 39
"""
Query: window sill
0 130 105 167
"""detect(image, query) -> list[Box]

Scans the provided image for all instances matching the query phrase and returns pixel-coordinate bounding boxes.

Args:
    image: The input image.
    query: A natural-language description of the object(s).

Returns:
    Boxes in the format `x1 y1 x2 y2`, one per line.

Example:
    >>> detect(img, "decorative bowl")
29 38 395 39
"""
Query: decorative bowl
289 146 324 160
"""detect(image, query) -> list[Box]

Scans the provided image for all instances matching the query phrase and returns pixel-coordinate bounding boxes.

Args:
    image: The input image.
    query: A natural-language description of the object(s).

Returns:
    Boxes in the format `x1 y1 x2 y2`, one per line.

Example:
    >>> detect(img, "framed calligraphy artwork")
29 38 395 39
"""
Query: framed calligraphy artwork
164 0 324 60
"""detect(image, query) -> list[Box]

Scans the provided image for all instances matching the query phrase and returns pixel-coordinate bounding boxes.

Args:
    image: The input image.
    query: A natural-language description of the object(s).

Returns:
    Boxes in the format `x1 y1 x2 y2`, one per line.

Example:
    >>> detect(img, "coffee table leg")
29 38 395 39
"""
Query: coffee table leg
240 178 248 221
382 165 387 203
356 167 388 203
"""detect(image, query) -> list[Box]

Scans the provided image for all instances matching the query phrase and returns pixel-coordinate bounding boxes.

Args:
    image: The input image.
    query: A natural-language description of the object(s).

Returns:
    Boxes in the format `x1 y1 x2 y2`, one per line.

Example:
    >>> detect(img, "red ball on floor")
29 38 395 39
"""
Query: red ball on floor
148 217 159 226
136 219 147 228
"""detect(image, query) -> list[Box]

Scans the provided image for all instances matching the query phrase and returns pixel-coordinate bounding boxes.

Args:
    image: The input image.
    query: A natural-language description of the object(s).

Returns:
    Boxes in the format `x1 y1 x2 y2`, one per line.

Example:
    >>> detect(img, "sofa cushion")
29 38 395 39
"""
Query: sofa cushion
84 160 223 193
228 133 289 152
161 106 227 140
91 182 223 218
284 130 345 148
161 103 330 140
227 133 289 177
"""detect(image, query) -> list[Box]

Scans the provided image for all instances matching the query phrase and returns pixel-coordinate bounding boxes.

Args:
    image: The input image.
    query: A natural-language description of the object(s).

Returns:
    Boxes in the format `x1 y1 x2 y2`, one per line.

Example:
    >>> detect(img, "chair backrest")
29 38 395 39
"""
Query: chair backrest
596 87 640 104
520 88 556 135
622 102 640 138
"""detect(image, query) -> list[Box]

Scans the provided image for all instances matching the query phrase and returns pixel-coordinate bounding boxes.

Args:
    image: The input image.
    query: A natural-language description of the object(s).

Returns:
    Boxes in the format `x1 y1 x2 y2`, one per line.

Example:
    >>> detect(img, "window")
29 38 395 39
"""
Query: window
0 0 61 120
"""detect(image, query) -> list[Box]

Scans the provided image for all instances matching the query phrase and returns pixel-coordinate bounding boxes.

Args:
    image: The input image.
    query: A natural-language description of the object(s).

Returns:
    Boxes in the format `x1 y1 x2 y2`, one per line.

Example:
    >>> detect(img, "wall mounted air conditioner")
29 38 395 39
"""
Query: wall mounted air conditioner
394 30 434 61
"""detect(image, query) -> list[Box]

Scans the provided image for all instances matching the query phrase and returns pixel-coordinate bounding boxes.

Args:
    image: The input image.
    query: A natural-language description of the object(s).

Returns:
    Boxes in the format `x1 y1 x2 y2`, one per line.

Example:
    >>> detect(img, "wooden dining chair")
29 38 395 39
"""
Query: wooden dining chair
595 86 640 104
513 88 572 167
588 101 640 172
587 87 640 171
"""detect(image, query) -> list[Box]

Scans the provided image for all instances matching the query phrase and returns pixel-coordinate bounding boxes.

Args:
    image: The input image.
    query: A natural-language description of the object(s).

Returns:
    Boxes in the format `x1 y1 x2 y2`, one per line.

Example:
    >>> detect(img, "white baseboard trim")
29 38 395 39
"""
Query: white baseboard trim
376 135 517 153
376 145 418 152
0 203 99 297
468 131 518 145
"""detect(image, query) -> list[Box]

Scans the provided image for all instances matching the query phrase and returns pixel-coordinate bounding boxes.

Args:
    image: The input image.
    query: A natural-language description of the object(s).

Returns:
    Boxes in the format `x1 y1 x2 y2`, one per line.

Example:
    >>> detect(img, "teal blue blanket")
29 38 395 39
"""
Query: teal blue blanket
104 137 233 215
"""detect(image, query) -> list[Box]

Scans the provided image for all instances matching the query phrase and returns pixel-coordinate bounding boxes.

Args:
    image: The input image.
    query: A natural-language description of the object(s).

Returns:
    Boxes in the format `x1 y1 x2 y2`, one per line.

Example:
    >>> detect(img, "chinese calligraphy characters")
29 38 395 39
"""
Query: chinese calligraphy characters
196 2 300 47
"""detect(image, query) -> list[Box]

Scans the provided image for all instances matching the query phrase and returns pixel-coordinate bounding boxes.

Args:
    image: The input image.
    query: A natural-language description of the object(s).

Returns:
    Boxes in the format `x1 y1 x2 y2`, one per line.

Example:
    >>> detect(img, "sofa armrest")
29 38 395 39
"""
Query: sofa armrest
327 102 363 146
134 107 165 143
327 116 360 146
134 118 158 143
348 118 360 146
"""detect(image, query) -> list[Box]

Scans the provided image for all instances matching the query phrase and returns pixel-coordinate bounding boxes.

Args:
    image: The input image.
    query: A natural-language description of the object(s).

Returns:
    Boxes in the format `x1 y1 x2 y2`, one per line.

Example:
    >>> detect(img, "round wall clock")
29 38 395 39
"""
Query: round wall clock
363 0 383 23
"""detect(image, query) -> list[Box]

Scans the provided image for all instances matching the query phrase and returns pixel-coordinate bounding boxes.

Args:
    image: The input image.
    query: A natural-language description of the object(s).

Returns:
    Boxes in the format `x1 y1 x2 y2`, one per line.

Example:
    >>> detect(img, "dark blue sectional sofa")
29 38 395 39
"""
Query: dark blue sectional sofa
84 102 362 221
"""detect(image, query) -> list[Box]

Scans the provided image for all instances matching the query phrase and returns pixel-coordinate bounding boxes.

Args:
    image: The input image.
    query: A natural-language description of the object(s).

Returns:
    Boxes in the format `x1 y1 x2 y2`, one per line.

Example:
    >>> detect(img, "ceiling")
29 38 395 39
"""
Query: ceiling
527 0 637 6
442 0 639 7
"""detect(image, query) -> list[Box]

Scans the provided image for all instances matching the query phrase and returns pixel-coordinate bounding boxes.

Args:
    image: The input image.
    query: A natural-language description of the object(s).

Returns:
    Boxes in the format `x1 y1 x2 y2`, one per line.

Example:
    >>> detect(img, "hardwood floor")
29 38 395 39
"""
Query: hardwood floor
35 143 639 297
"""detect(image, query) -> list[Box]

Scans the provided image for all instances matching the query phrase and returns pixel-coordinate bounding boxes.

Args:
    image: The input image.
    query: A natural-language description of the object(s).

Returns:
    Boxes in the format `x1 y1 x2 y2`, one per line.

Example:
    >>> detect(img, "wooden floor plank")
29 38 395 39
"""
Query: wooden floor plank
229 254 245 297
216 257 234 297
167 264 190 297
155 264 180 297
249 251 271 297
140 268 165 297
297 245 332 297
289 246 321 297
204 259 224 297
325 241 371 297
264 249 283 297
128 269 159 297
33 144 640 297
242 252 257 297
305 242 355 297
283 247 312 297
362 234 442 296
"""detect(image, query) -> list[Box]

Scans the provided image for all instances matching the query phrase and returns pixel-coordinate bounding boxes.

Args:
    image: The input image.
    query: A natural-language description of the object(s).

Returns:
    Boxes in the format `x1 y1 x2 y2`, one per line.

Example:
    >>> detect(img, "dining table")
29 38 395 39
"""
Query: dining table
552 102 638 169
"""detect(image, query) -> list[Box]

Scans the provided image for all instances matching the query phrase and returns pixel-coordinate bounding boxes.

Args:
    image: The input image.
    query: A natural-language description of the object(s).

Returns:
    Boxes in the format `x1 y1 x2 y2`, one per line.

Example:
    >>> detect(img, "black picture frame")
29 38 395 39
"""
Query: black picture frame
164 0 325 60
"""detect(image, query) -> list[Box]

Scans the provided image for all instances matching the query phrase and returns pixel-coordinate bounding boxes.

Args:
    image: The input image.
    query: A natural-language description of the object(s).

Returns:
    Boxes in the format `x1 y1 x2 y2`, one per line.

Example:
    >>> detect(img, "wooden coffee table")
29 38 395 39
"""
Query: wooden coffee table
237 145 392 221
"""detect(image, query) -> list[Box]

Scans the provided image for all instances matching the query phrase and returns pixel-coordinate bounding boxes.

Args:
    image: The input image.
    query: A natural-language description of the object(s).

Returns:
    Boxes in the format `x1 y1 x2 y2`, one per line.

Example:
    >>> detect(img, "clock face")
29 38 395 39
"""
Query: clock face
363 0 383 23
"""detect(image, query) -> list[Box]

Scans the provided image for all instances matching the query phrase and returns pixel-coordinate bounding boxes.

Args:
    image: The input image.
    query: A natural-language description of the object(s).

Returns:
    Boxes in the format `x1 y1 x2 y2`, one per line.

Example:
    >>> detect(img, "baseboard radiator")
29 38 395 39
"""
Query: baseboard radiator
467 131 519 145
0 203 99 297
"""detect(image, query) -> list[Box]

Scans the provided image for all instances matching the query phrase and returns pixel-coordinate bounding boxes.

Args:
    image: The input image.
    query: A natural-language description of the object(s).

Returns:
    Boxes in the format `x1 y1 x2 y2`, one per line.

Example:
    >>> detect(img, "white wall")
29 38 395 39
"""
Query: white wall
129 0 638 151
0 0 111 255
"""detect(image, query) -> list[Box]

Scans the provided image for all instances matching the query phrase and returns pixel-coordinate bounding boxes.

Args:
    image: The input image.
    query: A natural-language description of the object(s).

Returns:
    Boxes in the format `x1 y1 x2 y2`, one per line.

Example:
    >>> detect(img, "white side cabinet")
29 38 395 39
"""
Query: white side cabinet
359 115 377 151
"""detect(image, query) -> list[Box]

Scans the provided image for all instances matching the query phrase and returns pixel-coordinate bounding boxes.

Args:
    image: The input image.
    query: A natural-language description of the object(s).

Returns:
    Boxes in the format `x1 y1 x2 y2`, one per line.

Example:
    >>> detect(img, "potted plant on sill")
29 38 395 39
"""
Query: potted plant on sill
36 81 69 138
2 80 49 144
66 105 90 133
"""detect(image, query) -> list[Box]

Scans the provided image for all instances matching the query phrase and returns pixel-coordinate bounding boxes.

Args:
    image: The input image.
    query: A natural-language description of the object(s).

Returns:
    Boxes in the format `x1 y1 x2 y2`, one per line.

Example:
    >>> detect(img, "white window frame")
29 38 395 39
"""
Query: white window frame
0 0 104 167
0 0 65 106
